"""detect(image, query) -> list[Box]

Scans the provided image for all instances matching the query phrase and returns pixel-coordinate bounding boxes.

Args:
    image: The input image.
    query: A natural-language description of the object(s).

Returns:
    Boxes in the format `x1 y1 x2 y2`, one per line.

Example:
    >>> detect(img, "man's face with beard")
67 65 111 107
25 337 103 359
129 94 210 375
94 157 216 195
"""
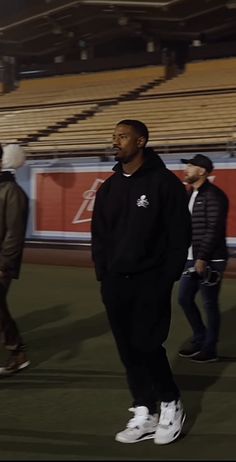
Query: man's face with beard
112 124 145 164
183 163 207 184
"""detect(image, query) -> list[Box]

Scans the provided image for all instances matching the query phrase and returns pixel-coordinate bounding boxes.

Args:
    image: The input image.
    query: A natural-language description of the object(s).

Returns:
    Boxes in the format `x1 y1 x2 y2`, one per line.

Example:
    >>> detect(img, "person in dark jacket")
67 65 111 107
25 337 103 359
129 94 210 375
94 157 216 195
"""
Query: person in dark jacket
0 143 30 376
178 154 229 363
91 120 192 445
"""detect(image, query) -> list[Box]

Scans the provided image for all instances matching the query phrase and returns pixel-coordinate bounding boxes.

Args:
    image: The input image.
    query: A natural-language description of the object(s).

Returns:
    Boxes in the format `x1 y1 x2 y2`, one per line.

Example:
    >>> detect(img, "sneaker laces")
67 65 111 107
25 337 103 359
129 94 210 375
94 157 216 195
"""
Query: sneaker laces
159 402 176 426
127 407 148 429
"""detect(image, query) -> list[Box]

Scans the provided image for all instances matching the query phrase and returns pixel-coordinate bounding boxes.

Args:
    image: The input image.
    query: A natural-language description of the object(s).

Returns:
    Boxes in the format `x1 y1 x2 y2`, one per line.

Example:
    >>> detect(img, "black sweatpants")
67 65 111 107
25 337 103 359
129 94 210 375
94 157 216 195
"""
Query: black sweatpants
101 269 180 414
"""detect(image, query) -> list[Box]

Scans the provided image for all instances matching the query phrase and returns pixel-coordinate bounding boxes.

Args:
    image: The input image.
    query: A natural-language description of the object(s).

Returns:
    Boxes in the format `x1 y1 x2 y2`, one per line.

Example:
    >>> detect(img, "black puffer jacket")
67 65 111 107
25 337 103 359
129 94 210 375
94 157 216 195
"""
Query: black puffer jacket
191 180 229 261
91 149 192 281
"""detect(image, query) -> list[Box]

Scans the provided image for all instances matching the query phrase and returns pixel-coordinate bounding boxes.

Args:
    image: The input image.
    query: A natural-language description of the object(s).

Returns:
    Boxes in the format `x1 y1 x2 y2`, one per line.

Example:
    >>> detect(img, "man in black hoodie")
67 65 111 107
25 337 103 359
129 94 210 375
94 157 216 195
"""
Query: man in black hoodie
0 143 30 376
91 120 191 445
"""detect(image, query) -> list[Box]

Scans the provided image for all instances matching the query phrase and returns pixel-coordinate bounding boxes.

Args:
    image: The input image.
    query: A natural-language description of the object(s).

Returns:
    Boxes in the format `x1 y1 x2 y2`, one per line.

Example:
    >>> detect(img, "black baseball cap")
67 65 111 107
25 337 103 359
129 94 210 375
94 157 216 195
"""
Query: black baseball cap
181 154 213 173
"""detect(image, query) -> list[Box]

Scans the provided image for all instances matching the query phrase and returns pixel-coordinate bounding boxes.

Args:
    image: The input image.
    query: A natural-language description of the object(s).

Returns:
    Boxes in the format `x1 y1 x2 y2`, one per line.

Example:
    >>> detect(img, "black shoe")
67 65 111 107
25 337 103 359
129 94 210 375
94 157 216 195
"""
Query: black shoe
178 345 201 358
0 350 30 376
190 350 218 363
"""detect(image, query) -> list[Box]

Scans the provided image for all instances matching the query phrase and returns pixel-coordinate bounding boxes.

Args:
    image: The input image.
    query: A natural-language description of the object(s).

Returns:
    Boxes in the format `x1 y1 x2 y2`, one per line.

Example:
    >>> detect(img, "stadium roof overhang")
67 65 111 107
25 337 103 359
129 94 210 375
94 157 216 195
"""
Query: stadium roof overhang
0 0 235 58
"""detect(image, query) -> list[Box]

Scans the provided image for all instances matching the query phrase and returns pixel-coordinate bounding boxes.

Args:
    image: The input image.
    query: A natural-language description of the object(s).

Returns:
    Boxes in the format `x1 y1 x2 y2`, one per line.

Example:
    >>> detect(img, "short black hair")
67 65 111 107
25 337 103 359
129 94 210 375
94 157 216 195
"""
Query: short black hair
0 144 2 159
117 119 149 144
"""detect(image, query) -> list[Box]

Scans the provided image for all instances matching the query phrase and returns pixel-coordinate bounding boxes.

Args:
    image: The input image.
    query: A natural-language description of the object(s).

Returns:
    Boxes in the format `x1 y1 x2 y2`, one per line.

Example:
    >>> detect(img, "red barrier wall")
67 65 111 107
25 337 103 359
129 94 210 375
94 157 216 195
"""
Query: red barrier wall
32 163 236 244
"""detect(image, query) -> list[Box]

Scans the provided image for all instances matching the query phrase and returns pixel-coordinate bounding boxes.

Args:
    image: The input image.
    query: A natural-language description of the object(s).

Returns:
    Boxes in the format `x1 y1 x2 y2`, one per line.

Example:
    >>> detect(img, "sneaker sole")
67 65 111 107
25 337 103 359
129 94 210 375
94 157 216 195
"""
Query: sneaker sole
115 431 155 443
17 360 31 370
190 357 218 363
178 351 201 358
0 360 31 376
154 413 186 445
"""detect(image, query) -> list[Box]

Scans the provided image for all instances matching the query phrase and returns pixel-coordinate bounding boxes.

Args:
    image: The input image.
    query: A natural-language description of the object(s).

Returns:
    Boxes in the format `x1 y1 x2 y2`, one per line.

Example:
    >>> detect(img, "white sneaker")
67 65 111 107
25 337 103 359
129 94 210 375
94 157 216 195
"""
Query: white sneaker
154 400 185 445
115 406 158 443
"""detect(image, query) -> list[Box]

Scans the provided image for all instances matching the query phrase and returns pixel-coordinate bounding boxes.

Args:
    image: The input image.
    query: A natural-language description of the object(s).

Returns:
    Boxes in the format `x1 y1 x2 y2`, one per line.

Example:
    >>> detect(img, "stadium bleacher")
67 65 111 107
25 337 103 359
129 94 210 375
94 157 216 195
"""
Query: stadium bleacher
0 58 236 155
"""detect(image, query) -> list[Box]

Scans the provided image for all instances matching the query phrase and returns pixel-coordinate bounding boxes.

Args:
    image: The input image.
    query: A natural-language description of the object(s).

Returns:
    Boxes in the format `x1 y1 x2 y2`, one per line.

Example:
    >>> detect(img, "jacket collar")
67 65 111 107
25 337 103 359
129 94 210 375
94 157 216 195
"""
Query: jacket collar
197 179 210 192
0 171 16 183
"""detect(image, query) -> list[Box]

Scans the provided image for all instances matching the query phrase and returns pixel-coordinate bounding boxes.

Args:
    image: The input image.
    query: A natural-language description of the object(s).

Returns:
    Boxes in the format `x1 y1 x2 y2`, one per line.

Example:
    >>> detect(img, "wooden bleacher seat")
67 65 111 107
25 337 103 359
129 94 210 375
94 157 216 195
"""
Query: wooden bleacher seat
1 59 236 154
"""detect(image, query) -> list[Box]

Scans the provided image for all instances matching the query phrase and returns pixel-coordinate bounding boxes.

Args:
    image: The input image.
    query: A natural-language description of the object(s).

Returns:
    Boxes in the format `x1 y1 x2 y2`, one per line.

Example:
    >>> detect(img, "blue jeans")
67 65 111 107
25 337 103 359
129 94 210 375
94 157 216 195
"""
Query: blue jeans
178 260 226 353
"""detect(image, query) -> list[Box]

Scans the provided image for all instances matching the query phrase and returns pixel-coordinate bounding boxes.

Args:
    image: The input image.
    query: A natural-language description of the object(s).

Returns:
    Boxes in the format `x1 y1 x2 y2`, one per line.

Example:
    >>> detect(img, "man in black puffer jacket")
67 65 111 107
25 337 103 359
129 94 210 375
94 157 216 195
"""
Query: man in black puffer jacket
92 120 191 445
178 154 229 363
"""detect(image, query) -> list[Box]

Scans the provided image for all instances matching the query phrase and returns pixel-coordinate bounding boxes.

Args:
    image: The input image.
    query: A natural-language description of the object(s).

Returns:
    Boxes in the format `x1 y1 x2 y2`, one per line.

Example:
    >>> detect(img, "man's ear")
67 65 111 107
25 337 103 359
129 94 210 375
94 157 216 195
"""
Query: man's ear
199 166 207 176
137 136 146 148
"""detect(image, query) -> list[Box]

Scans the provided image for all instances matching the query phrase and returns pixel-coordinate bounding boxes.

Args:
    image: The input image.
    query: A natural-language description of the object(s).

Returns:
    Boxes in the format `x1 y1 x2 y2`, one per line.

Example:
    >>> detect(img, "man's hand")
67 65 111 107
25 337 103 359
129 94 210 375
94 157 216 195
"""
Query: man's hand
0 270 5 279
195 259 207 275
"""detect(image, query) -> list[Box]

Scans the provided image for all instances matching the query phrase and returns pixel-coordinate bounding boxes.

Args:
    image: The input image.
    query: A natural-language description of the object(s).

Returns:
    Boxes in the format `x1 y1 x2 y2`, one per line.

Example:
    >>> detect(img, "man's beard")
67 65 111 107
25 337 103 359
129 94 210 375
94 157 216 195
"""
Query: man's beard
185 174 200 184
115 150 139 164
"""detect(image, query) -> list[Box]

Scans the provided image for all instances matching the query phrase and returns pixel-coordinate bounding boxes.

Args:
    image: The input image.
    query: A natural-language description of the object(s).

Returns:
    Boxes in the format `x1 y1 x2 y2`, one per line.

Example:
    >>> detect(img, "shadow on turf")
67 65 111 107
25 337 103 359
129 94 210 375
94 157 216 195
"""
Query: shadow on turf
16 304 111 367
2 299 236 449
172 304 236 438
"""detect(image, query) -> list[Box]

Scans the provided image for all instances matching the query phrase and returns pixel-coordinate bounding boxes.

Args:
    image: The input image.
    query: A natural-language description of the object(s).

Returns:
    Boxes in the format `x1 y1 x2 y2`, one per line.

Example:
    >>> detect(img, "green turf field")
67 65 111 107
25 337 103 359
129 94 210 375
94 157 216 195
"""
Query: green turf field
0 264 235 460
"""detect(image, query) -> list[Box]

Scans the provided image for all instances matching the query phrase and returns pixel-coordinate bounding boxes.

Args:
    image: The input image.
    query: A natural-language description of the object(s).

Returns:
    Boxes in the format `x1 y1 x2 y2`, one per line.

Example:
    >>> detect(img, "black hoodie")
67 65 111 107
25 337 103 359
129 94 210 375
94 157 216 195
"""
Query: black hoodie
91 149 191 281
